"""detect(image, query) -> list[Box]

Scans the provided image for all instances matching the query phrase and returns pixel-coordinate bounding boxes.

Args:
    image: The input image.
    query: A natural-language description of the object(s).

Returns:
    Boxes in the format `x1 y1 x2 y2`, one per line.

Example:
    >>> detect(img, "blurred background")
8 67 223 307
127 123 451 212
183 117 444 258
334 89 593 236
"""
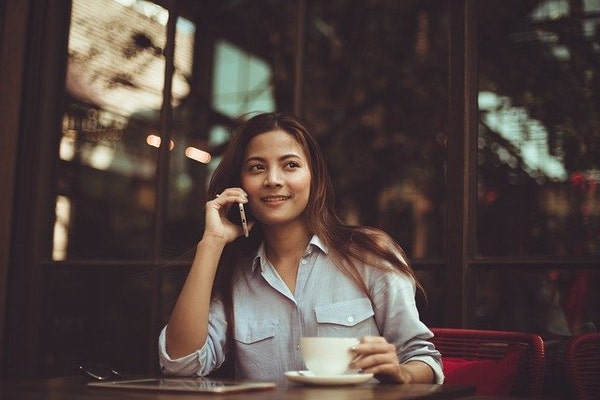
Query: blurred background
1 0 598 385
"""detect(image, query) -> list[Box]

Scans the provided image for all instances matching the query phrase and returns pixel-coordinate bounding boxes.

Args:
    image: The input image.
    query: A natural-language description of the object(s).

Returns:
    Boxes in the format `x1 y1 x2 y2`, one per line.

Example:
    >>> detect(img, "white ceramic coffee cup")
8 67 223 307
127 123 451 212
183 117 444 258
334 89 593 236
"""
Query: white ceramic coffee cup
300 337 359 376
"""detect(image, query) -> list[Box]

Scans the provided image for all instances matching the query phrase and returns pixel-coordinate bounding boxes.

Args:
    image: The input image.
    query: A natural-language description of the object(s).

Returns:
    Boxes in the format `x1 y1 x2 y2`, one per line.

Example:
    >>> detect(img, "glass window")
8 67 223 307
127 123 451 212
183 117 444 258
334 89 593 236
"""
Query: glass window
55 0 173 260
162 0 293 257
473 268 599 337
212 40 276 118
54 0 293 260
55 0 449 262
477 0 600 257
303 0 449 260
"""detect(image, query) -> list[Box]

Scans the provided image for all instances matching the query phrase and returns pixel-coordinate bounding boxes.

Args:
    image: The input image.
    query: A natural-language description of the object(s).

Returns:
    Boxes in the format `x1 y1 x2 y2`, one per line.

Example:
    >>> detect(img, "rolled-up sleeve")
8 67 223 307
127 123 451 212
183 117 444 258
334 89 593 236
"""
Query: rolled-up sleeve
400 339 445 384
369 269 444 384
158 299 228 376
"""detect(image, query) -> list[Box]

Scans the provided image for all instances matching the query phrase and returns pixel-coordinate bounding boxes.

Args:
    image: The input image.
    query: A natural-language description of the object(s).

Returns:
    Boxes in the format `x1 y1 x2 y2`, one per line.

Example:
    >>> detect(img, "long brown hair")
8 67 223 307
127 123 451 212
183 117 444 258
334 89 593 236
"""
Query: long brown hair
208 111 422 303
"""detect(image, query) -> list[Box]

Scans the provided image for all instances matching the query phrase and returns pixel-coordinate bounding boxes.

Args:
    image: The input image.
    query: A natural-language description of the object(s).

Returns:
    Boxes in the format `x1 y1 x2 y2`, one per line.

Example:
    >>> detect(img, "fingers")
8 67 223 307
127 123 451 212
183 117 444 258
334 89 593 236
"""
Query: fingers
351 336 394 355
207 188 248 220
350 336 401 378
213 188 248 205
203 188 250 241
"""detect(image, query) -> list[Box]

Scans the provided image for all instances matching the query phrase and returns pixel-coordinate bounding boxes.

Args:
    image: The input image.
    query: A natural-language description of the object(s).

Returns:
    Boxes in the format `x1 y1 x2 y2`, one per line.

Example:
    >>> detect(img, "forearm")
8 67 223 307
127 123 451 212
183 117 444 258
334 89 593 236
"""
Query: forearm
400 360 435 383
165 236 226 358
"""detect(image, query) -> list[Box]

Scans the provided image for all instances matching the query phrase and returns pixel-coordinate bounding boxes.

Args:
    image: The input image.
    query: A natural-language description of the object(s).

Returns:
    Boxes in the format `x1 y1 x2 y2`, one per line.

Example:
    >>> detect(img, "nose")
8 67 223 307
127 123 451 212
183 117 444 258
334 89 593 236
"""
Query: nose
264 168 283 187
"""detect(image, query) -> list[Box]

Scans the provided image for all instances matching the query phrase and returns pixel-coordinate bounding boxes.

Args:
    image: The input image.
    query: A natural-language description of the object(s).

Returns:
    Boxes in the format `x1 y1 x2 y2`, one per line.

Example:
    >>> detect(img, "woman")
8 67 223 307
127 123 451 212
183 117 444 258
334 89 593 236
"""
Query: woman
159 112 443 383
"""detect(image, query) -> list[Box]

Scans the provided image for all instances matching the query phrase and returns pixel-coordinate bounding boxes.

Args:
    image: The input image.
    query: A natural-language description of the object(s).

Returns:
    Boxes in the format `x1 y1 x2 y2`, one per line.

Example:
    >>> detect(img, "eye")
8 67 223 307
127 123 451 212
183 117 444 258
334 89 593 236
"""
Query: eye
285 160 301 169
248 163 265 172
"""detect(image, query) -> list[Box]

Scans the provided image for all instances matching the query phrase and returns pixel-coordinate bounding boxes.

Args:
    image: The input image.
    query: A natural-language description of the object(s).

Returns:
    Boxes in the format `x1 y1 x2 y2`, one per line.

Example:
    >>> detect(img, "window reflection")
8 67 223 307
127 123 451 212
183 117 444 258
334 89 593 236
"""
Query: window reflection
57 0 291 259
212 40 276 117
52 196 71 261
67 0 189 115
162 1 285 257
477 0 600 257
474 269 599 337
54 0 196 260
479 91 566 181
304 1 449 260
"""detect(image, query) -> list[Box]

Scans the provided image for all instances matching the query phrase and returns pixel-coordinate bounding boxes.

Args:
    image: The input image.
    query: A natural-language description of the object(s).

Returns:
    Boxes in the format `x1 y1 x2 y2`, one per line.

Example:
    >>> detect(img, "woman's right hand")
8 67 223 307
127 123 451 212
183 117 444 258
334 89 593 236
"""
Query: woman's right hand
203 188 252 243
167 188 251 358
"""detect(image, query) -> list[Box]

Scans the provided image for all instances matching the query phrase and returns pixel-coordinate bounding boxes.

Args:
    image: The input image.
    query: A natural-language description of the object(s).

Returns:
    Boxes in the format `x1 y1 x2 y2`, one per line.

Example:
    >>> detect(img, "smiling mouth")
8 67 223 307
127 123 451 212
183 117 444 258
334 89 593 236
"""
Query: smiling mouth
261 196 290 202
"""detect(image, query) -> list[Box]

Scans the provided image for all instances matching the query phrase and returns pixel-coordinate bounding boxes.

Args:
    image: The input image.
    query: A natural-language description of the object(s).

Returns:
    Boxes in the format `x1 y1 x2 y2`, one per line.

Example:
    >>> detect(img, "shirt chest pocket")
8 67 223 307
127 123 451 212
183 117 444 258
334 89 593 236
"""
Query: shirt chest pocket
233 318 279 373
234 318 278 345
314 298 376 336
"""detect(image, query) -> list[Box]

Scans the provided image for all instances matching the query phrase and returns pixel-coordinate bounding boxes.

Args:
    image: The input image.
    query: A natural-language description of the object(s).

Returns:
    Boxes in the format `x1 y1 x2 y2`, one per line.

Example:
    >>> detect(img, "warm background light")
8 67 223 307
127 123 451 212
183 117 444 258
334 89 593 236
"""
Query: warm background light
185 146 212 163
146 134 175 150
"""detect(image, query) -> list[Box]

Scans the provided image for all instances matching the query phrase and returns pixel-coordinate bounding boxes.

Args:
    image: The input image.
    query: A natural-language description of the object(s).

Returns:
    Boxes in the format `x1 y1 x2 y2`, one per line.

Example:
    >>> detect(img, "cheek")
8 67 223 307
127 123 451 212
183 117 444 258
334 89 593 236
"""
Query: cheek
240 175 259 193
289 173 312 196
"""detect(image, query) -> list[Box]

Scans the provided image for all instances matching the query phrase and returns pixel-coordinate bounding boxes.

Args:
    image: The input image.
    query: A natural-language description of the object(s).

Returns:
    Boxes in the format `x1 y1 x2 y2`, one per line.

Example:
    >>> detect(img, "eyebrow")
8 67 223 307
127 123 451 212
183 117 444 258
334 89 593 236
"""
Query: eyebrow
244 153 303 163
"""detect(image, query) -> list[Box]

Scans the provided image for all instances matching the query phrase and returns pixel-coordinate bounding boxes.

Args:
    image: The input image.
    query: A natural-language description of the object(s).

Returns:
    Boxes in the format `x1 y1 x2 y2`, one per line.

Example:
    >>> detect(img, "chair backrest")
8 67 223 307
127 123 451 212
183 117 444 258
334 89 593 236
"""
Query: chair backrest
431 327 545 398
564 332 600 400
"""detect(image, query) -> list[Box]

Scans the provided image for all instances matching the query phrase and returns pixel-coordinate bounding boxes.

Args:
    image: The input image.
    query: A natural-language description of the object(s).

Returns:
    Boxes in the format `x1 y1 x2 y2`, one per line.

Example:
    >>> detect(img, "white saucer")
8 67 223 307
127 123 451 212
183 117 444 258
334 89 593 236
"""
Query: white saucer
284 371 374 386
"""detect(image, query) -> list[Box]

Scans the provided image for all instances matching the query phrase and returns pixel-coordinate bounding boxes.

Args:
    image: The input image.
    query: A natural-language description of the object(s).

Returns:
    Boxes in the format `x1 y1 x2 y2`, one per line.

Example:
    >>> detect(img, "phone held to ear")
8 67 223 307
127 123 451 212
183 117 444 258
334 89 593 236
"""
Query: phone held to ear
239 203 249 237
227 201 251 237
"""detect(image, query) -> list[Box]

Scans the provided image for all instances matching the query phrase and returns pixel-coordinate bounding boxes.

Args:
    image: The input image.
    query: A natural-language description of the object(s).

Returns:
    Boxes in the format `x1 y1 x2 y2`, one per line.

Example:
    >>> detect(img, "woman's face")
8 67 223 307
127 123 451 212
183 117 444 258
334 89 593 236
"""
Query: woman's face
241 130 311 229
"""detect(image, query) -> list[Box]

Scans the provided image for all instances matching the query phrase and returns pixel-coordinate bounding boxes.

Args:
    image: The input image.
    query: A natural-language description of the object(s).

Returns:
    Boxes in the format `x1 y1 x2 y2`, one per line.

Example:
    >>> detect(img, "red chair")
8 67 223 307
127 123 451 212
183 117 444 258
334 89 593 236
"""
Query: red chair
431 328 545 398
564 332 600 400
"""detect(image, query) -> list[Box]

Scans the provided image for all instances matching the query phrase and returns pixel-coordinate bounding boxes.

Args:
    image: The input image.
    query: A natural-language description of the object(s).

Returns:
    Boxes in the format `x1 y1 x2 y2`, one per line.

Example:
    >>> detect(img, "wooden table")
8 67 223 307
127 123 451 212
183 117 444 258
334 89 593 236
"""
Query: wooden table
0 376 475 399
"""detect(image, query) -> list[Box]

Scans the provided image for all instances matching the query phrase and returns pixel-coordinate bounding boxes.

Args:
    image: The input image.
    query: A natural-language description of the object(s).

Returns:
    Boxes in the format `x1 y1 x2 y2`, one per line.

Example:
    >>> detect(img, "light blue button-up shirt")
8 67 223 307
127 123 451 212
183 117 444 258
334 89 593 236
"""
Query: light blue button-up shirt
159 235 444 383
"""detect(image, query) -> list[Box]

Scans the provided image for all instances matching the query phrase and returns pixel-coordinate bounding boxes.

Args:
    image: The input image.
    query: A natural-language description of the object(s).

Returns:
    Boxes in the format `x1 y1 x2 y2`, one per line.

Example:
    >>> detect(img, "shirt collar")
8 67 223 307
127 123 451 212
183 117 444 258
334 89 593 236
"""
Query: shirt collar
251 234 328 272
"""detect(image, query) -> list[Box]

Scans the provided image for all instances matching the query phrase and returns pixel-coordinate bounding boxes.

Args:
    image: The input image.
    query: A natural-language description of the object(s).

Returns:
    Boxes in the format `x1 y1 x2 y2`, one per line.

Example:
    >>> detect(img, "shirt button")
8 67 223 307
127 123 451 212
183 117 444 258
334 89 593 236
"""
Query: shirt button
296 343 301 350
301 259 307 265
347 316 354 323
